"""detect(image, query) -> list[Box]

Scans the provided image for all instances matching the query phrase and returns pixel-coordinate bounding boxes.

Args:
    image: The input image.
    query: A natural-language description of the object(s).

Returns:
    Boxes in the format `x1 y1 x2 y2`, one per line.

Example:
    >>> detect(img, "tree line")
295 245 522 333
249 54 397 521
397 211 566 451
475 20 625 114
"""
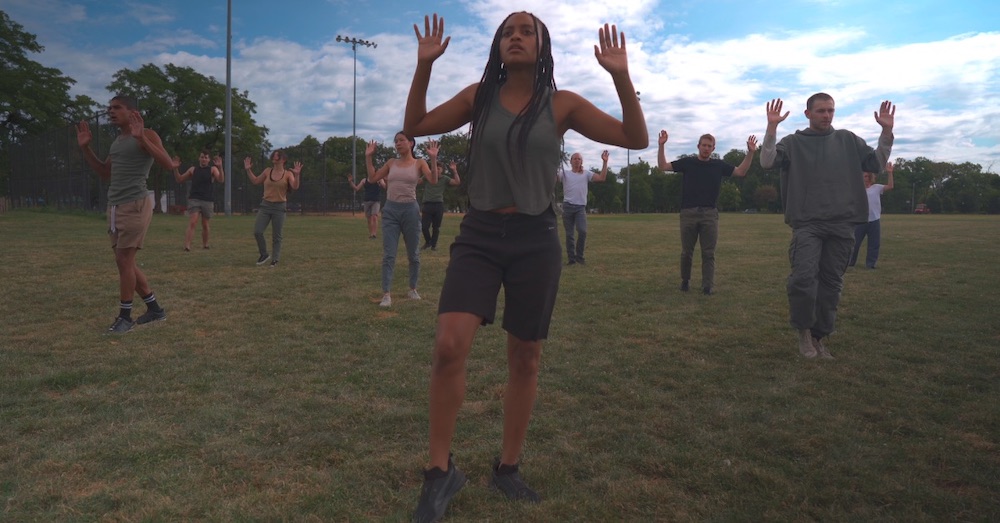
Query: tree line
4 9 999 214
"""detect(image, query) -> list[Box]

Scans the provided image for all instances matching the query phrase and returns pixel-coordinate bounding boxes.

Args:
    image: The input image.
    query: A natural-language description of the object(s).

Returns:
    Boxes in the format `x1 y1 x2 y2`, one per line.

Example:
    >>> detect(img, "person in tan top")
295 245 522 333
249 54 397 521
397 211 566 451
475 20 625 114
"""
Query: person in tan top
244 150 301 268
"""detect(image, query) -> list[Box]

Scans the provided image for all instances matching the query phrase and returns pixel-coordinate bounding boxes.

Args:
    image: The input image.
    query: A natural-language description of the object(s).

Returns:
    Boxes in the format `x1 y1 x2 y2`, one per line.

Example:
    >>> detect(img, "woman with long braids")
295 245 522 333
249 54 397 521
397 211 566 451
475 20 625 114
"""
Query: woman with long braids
404 12 647 522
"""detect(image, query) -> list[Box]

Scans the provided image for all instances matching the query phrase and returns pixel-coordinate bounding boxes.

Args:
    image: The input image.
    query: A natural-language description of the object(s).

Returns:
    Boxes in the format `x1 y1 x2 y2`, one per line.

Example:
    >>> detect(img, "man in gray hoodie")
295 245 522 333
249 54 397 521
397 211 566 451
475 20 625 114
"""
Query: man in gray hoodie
760 94 895 359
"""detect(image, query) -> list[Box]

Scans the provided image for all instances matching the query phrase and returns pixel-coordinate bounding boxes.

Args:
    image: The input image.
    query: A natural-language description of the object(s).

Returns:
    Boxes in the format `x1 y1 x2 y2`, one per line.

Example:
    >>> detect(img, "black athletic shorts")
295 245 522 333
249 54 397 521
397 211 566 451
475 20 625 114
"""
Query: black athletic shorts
438 207 562 341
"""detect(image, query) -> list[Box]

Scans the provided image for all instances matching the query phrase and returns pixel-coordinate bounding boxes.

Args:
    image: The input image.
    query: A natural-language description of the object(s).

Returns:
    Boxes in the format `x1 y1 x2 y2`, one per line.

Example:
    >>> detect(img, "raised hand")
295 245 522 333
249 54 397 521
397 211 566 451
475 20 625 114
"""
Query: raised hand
601 150 610 163
886 161 894 173
874 100 895 130
425 138 439 159
171 155 182 170
658 130 669 145
291 161 303 175
365 139 377 157
244 157 253 170
449 161 458 173
76 121 92 148
413 14 451 64
594 23 629 76
766 99 790 127
127 111 145 138
213 155 223 168
747 135 758 152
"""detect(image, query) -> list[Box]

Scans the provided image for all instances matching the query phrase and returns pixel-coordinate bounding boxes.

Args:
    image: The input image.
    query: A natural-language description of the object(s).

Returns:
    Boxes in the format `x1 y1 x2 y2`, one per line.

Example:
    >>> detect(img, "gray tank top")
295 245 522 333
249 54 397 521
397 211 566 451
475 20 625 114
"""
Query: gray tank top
467 88 560 215
107 135 154 205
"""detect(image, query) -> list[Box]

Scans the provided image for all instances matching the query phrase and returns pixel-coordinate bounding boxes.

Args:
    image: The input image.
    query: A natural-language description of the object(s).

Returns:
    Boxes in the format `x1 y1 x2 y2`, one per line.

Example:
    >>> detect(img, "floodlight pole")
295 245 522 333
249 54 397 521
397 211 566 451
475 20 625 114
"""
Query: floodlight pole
224 0 233 215
336 35 377 215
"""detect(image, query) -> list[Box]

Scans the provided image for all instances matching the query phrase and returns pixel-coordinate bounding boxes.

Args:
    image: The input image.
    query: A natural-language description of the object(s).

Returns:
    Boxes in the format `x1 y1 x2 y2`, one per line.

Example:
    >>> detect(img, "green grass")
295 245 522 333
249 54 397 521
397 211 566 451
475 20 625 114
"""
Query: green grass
1 210 998 521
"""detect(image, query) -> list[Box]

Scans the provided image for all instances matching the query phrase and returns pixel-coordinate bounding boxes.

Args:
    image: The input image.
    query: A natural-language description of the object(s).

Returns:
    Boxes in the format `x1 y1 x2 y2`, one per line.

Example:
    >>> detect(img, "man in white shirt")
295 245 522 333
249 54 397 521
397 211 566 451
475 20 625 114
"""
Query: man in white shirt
556 150 609 265
850 161 895 269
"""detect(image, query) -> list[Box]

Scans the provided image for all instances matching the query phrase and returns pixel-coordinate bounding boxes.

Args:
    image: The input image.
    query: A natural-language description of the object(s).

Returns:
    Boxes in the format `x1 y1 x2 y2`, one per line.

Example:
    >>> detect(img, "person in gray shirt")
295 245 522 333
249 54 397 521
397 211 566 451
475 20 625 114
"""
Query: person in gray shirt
760 93 894 360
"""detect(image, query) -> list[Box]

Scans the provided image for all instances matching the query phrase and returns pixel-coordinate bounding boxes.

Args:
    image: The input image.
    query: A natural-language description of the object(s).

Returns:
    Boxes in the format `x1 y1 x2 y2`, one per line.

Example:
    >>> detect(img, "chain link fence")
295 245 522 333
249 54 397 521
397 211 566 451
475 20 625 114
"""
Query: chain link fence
7 116 366 215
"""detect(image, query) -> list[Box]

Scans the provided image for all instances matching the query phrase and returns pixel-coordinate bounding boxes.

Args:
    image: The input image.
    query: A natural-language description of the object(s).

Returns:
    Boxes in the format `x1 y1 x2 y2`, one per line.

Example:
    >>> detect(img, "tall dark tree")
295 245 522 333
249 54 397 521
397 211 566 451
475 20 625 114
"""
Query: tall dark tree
1 10 98 193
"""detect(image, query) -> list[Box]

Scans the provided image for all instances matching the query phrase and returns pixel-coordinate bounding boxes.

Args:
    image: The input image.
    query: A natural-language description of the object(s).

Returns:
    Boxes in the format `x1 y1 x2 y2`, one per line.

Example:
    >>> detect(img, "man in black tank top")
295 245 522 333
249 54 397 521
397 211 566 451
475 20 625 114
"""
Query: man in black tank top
174 149 224 250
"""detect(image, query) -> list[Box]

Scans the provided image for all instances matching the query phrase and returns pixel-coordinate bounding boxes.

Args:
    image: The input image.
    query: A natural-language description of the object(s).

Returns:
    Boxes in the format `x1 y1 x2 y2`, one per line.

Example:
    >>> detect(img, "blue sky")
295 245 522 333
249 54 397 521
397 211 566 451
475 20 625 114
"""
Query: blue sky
5 0 1000 172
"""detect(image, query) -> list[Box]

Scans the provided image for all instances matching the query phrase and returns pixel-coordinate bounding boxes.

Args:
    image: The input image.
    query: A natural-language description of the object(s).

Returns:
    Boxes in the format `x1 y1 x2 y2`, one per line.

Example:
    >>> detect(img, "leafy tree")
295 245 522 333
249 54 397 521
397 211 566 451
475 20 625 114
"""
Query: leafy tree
106 63 269 205
1 10 98 194
753 185 779 212
718 181 741 211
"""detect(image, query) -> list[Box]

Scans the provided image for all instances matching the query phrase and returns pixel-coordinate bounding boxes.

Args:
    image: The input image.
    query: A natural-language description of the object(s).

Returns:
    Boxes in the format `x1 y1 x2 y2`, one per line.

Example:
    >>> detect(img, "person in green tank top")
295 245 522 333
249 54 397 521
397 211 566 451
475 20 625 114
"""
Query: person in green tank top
404 12 648 522
77 95 180 334
418 160 461 251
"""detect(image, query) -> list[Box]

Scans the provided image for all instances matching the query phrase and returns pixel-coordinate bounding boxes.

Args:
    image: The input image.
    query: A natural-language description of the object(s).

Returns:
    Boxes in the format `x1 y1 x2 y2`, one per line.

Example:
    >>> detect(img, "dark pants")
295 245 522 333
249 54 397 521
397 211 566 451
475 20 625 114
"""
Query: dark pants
679 207 719 289
787 222 855 339
850 219 881 269
421 201 445 248
562 203 587 263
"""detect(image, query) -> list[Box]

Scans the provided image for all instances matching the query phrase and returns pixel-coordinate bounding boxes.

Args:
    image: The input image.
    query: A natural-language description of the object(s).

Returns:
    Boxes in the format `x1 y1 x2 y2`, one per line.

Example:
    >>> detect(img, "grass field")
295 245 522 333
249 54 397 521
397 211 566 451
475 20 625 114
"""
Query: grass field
1 209 998 521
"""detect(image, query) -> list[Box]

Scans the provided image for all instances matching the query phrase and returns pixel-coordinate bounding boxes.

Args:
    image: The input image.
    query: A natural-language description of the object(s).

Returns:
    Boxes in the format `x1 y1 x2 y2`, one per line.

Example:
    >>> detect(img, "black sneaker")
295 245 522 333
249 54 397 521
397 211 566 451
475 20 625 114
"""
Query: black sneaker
702 287 714 295
106 316 134 334
421 243 431 250
256 254 270 266
680 280 690 292
269 260 278 269
490 459 541 503
136 308 167 325
413 460 467 523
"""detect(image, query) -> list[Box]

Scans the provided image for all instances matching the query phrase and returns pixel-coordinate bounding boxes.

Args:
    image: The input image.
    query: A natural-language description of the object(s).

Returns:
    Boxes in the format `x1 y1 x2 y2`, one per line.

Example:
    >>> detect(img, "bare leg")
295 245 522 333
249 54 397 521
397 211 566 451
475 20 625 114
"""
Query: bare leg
114 247 151 301
427 312 480 470
500 333 542 466
184 213 198 250
201 217 211 247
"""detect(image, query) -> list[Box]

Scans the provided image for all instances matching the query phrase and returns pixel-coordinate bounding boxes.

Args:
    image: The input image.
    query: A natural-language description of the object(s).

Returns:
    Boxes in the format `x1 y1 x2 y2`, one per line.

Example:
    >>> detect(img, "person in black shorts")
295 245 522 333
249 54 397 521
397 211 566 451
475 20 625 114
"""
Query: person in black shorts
403 12 648 522
347 174 386 239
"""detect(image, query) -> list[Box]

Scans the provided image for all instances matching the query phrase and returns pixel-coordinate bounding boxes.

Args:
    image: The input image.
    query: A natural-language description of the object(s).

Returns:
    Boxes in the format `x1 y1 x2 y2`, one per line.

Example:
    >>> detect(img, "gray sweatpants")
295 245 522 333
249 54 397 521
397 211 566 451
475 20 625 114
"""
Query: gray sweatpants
786 221 856 339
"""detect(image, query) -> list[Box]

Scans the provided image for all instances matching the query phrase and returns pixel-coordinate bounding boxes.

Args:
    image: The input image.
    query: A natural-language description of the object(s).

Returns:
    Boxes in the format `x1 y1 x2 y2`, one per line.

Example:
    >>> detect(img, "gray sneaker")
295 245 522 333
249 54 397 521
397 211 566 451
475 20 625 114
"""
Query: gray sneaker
490 459 541 503
813 337 834 359
106 316 134 334
798 330 817 358
136 308 166 325
413 459 467 523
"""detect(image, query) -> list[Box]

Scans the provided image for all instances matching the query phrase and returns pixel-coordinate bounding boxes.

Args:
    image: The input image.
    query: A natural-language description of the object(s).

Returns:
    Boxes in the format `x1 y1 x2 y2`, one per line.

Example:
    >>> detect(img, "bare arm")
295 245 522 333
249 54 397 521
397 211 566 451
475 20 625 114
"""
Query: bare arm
656 130 673 171
289 161 302 190
76 121 111 180
244 157 265 185
592 150 610 182
732 135 758 177
212 155 225 183
403 14 476 137
127 112 179 172
448 161 461 185
175 164 194 183
559 25 647 149
883 161 894 191
365 140 393 183
346 175 363 191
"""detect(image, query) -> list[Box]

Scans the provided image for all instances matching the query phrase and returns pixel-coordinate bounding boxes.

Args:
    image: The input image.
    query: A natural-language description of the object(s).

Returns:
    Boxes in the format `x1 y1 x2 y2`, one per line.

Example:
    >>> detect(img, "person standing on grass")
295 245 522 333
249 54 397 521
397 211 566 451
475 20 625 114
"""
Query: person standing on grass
347 175 386 239
419 160 461 251
76 95 179 333
556 150 609 265
174 149 224 251
365 133 439 308
403 12 647 522
760 94 894 360
657 131 758 295
244 150 302 268
850 161 894 269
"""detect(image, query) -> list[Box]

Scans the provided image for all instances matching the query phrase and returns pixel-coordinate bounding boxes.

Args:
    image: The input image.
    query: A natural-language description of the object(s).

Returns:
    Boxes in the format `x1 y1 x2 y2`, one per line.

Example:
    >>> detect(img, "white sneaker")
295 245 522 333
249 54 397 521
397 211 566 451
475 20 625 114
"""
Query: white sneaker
407 289 421 300
379 294 392 307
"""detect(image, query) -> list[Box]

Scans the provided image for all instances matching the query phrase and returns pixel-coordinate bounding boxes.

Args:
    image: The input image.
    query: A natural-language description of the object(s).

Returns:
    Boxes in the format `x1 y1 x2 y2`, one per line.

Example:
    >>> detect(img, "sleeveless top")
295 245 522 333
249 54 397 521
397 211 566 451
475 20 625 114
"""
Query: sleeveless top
107 135 155 205
263 168 290 203
363 179 382 202
467 87 560 215
386 161 420 204
189 165 215 201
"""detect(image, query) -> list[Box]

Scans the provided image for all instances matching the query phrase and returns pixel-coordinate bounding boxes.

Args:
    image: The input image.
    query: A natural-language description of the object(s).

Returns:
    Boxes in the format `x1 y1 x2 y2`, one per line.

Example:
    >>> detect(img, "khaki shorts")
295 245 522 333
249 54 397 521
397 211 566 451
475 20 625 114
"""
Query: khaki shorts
363 200 381 218
108 194 154 250
186 198 214 218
